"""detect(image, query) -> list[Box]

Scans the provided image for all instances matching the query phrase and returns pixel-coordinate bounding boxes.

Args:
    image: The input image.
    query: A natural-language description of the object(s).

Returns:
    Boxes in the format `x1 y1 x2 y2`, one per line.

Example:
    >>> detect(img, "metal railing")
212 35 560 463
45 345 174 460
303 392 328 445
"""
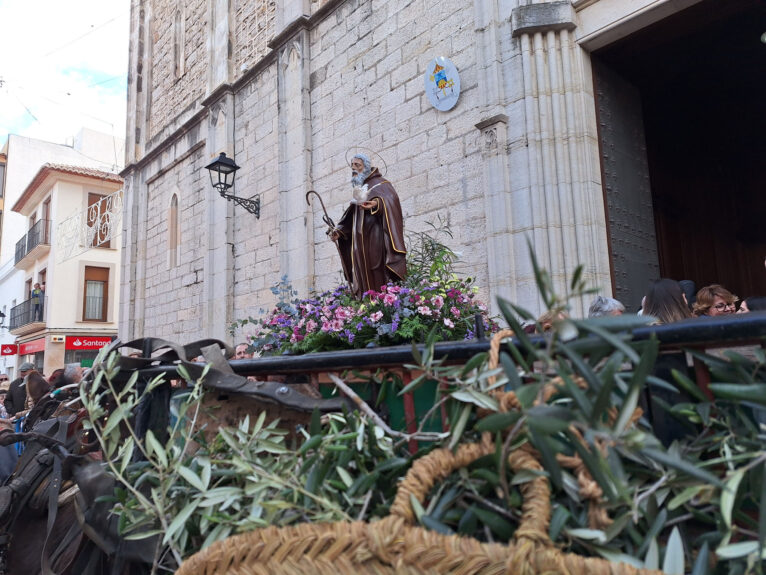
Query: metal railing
9 296 48 330
14 219 51 264
131 312 766 379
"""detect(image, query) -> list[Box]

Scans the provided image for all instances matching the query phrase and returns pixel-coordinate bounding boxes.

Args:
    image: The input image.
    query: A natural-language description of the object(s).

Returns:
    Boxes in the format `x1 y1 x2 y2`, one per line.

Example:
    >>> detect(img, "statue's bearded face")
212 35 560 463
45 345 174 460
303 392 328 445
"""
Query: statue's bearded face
350 157 371 187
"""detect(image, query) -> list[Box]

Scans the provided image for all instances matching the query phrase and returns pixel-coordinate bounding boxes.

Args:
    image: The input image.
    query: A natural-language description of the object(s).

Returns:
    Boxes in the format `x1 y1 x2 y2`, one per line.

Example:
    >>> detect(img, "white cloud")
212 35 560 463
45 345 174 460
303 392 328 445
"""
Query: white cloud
0 0 129 147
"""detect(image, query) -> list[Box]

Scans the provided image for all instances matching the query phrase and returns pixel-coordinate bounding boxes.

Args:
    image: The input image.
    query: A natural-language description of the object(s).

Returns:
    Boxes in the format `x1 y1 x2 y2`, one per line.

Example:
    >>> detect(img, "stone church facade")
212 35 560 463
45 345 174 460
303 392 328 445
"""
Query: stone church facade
120 0 761 342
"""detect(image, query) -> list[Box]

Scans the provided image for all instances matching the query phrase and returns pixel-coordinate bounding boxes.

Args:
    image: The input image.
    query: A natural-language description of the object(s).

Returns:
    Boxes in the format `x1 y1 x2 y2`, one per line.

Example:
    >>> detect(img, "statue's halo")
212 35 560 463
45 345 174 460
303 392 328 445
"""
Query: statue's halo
345 147 388 178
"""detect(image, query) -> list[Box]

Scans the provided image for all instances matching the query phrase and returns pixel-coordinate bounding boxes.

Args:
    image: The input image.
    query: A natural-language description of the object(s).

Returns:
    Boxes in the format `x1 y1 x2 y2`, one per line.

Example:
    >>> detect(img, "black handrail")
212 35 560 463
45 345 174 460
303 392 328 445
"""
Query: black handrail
131 312 766 379
9 296 47 330
13 219 51 264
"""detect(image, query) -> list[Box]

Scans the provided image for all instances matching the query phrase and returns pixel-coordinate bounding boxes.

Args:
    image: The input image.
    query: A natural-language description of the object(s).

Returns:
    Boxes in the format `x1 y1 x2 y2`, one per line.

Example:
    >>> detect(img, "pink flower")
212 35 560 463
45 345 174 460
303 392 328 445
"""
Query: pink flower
478 304 487 311
305 319 317 333
370 311 384 323
387 285 400 293
444 318 454 328
331 318 344 331
433 296 444 309
450 306 460 317
335 307 353 320
321 320 332 332
383 294 397 306
417 306 432 316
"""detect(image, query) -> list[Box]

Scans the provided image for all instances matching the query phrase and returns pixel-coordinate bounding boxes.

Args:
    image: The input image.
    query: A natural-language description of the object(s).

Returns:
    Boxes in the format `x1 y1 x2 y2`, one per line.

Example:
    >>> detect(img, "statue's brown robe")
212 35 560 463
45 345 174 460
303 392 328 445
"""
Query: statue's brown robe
335 168 407 298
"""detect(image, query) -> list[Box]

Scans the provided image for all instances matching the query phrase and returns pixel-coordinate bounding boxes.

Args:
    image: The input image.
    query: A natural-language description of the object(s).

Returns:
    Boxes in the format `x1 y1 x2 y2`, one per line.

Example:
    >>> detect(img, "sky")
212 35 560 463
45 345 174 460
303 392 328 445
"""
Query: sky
0 0 130 149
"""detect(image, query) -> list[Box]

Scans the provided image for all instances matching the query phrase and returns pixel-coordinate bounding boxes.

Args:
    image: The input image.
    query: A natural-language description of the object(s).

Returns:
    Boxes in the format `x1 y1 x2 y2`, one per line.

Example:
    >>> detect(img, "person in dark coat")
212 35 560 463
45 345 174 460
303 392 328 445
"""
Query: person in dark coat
5 362 34 417
330 153 407 299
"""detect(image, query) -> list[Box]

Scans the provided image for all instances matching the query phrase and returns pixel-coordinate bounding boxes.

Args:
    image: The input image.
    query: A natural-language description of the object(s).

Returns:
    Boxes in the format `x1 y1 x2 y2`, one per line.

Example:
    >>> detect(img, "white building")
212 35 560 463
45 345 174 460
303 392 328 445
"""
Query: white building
0 131 124 379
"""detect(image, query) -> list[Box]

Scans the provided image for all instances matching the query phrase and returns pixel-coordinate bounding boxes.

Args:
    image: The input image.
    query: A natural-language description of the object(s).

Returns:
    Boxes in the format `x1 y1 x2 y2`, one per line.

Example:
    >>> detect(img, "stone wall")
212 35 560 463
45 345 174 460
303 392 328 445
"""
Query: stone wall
148 0 208 141
234 0 277 76
141 149 208 340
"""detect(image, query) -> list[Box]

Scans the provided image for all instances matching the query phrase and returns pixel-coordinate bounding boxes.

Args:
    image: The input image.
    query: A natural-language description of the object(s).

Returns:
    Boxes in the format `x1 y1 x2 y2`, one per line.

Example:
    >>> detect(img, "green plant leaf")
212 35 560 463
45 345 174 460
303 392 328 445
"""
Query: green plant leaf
638 508 667 557
644 537 659 570
499 352 522 390
460 352 488 377
760 461 766 562
336 466 353 489
448 403 473 451
178 466 206 491
576 322 640 364
721 469 745 530
548 505 570 541
566 528 607 543
103 405 131 436
662 526 684 575
497 297 535 353
471 505 514 541
593 547 645 568
640 448 722 487
451 389 498 410
145 430 168 467
474 412 522 433
668 485 705 510
309 408 322 436
421 514 454 535
559 346 603 395
710 383 766 405
715 540 758 559
526 405 573 435
163 500 199 544
530 429 562 489
690 542 709 575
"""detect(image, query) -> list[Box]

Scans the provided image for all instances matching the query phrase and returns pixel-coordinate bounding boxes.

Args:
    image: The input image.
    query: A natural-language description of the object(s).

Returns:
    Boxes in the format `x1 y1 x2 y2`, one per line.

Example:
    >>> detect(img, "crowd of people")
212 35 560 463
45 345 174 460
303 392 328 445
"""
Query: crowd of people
587 281 765 325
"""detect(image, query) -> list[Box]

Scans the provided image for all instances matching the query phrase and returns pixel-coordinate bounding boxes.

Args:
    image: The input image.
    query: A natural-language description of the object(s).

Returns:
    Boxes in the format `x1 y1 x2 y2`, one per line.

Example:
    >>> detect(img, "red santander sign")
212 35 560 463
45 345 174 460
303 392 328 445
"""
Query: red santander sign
65 336 113 351
19 338 45 355
1 345 17 356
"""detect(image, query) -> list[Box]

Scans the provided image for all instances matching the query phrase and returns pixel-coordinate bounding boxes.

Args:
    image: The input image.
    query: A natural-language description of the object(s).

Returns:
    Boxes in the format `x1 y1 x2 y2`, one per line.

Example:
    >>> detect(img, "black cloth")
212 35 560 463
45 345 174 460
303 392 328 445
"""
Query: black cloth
5 377 26 417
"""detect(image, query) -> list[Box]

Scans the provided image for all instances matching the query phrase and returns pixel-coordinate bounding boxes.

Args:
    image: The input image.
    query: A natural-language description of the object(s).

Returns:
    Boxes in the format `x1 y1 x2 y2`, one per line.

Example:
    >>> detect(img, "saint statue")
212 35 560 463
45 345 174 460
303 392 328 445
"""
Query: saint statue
329 153 406 298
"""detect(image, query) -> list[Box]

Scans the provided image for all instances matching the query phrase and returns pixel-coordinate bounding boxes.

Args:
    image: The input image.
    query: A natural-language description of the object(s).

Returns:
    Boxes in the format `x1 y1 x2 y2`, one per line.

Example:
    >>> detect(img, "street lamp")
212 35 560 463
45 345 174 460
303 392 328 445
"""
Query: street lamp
204 152 260 218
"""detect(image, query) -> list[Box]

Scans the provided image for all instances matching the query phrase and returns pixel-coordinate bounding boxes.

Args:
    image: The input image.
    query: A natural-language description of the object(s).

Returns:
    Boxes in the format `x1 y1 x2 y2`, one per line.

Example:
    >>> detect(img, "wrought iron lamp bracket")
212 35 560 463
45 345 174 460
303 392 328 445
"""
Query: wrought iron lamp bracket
219 190 261 218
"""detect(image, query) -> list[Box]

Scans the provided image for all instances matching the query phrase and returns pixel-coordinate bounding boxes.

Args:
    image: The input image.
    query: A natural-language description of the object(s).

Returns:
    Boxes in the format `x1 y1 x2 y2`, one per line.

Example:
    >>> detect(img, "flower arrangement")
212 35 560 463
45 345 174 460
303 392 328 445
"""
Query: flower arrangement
236 222 498 355
248 279 496 355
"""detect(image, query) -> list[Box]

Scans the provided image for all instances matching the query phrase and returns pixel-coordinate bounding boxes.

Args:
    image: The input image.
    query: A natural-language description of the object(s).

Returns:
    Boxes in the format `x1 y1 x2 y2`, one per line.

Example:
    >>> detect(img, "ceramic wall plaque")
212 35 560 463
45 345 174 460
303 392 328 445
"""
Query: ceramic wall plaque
424 57 460 112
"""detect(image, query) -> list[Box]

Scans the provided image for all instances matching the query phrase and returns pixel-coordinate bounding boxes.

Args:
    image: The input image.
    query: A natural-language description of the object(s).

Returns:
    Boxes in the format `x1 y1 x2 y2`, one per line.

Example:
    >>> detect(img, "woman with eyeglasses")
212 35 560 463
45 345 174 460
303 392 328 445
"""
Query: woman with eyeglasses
692 284 738 317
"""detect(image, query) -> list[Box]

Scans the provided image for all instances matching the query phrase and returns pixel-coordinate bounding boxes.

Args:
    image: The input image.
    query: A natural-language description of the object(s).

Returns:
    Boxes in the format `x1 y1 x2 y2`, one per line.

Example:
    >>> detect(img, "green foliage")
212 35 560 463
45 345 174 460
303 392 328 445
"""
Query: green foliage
82 356 411 573
89 240 766 573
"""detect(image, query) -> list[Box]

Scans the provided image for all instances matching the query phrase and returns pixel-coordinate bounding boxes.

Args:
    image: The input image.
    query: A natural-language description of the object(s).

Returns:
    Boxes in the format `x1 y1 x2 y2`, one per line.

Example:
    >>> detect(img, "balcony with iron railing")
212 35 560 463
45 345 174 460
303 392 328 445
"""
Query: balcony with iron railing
9 296 48 336
14 219 51 268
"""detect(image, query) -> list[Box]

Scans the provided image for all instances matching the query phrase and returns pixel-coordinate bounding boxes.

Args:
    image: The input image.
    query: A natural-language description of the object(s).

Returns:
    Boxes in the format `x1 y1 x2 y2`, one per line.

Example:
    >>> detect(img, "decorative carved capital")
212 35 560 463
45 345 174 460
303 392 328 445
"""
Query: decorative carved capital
511 1 577 38
475 114 508 156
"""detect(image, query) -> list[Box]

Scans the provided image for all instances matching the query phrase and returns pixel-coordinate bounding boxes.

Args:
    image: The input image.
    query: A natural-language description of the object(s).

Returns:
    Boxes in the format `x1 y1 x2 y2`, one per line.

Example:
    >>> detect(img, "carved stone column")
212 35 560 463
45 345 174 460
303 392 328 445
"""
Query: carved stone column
509 0 611 314
277 31 315 296
473 0 516 314
203 95 237 340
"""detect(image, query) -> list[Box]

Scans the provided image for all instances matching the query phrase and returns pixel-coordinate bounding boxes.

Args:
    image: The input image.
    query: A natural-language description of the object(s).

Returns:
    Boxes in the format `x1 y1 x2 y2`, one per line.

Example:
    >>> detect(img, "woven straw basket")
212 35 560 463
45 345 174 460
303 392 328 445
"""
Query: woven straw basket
176 438 660 575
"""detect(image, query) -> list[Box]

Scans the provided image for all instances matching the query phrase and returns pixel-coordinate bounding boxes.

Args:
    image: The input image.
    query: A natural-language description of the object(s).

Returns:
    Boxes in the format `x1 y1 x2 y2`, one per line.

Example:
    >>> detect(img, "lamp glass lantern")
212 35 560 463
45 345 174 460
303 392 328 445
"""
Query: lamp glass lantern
205 152 240 193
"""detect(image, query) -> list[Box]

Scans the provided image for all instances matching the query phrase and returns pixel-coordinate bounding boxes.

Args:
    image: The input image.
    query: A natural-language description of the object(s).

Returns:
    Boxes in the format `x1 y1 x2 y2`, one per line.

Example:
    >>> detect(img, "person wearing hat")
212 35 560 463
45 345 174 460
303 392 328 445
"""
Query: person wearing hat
6 362 34 417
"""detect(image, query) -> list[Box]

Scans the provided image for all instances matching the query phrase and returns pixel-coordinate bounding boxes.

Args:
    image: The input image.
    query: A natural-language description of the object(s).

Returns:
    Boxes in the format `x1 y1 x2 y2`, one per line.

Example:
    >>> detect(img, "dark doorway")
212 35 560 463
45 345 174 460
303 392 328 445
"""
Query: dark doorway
593 0 766 308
